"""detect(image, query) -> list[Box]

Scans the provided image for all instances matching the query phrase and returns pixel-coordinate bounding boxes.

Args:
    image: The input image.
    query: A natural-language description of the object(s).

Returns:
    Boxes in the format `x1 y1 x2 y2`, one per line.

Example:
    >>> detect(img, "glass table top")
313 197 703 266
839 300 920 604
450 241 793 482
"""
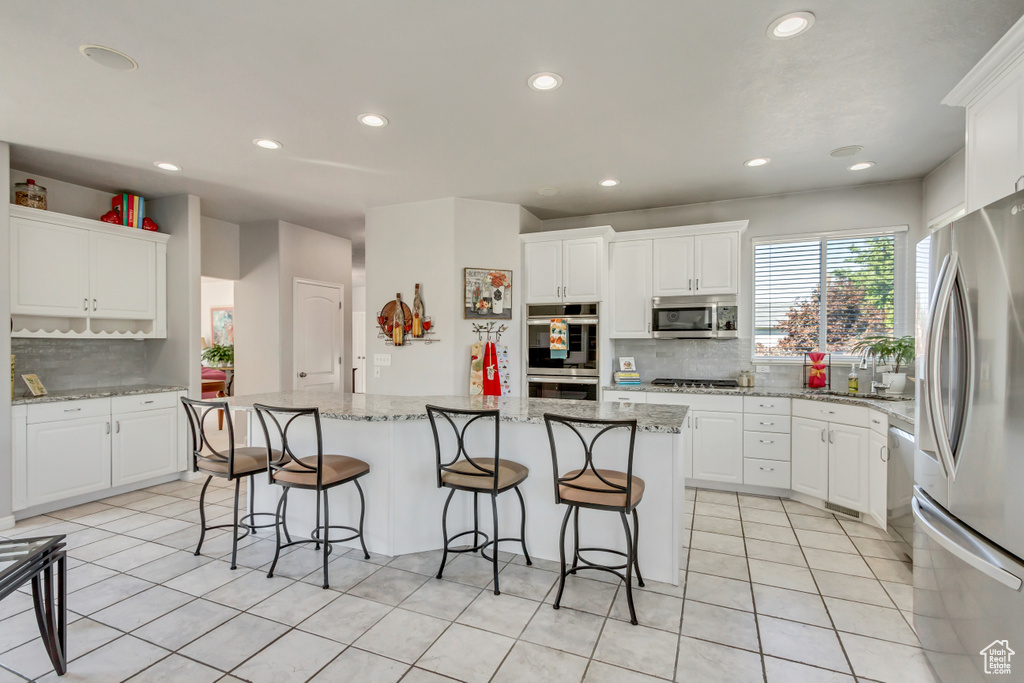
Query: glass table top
0 536 65 585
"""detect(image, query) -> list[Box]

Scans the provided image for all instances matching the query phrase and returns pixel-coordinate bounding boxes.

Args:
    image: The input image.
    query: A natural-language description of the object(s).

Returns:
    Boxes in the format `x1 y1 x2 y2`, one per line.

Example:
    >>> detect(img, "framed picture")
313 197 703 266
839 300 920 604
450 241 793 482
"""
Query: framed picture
210 307 234 346
464 268 512 320
22 374 46 396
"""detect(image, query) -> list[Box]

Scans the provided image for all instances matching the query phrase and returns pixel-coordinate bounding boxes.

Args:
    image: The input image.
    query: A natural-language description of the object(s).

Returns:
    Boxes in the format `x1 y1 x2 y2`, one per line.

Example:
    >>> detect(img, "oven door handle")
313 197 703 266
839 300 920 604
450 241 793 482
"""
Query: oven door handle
527 376 600 385
527 317 599 326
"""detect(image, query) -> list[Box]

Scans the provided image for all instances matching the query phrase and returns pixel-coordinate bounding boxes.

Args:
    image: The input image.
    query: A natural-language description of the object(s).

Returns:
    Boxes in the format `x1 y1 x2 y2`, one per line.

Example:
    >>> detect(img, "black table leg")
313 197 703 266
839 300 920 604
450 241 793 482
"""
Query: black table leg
30 551 66 676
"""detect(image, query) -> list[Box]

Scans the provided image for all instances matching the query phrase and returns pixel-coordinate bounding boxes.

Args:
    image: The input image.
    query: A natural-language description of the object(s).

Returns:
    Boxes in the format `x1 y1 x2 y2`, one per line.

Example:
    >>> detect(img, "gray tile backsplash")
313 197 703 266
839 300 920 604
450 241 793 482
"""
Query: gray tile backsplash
12 339 148 393
612 338 803 388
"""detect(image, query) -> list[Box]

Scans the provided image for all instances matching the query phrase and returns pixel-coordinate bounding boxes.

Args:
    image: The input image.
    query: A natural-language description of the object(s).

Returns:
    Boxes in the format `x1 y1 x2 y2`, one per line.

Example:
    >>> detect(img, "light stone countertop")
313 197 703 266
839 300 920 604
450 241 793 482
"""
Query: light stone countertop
603 383 915 426
12 383 187 405
230 391 689 434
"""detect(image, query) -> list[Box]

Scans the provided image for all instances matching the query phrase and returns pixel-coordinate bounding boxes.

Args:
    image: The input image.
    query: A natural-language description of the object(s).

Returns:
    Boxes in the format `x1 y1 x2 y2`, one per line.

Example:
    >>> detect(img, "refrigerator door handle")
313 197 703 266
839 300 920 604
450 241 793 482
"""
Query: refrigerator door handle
924 253 960 480
913 491 1023 592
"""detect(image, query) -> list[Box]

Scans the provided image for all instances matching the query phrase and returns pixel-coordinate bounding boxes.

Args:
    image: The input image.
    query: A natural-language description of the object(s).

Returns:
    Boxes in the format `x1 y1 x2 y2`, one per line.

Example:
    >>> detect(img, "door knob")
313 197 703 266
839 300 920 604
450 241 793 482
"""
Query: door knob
298 372 307 378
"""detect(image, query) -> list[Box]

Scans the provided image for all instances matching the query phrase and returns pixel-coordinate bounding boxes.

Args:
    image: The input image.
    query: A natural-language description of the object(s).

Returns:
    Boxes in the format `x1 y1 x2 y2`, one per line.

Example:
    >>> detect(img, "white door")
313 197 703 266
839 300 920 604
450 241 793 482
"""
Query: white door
562 237 604 302
10 218 90 317
27 417 111 506
868 430 889 528
90 234 157 319
608 240 652 338
691 411 743 483
791 417 829 499
112 408 178 486
694 232 739 295
523 241 563 303
652 236 694 296
352 311 366 393
828 423 870 512
293 279 343 391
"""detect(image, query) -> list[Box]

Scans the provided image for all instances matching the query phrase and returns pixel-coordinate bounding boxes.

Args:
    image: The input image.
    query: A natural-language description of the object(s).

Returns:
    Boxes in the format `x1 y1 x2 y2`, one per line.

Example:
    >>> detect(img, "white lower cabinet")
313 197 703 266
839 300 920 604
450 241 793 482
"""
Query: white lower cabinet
112 408 178 487
828 423 870 512
691 411 743 483
791 417 829 499
743 458 791 489
868 429 889 528
27 416 111 507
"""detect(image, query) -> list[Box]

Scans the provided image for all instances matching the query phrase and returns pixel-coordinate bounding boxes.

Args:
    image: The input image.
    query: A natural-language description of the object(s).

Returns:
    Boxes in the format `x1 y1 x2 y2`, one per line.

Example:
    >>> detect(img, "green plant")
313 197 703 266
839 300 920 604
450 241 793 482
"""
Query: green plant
202 344 234 366
852 335 915 374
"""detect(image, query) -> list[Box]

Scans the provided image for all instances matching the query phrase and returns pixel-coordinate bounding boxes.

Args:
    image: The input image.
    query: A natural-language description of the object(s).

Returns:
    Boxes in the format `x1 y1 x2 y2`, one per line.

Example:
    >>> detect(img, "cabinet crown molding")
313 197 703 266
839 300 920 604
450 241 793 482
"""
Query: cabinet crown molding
609 219 748 242
944 14 1024 107
10 204 171 244
520 225 614 243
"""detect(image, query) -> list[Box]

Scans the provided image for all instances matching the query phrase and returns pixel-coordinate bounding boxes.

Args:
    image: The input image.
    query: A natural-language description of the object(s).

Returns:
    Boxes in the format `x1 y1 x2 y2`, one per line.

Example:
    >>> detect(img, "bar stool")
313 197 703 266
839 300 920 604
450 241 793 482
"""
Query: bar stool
252 404 370 589
426 405 531 595
181 397 279 570
544 413 645 625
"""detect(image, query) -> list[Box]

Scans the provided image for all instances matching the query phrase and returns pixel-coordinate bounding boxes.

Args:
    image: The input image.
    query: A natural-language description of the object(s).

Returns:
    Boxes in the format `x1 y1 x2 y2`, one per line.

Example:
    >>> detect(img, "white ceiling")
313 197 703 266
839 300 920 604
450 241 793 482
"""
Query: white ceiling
3 0 1023 260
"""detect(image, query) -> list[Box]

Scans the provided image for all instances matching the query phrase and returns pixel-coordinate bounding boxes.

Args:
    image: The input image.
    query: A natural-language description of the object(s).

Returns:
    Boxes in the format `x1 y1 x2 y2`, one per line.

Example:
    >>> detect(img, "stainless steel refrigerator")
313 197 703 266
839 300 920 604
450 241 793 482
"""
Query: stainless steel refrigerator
915 189 1024 681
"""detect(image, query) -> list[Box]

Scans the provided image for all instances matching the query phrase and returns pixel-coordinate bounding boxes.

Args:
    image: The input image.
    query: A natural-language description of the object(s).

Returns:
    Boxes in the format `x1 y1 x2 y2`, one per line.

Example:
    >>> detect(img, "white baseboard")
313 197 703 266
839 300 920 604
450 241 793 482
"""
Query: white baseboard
0 515 15 531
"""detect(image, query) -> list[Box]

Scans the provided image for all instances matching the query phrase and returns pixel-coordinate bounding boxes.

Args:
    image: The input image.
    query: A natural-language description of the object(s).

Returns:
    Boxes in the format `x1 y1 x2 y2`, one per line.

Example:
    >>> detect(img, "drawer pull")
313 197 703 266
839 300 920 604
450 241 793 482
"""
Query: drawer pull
64 408 81 413
758 439 774 444
759 421 775 426
821 409 836 415
759 404 774 408
871 418 882 425
759 466 775 472
143 400 154 404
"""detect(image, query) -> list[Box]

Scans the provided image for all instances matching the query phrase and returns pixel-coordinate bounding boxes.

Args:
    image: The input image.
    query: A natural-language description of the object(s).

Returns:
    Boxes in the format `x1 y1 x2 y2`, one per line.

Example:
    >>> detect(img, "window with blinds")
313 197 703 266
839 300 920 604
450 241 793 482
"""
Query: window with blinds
754 234 896 359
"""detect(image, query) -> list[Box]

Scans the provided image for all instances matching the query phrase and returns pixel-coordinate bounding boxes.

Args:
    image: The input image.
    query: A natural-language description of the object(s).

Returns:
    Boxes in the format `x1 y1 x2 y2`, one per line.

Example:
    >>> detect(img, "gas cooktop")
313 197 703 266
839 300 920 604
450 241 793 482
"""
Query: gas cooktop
651 378 741 388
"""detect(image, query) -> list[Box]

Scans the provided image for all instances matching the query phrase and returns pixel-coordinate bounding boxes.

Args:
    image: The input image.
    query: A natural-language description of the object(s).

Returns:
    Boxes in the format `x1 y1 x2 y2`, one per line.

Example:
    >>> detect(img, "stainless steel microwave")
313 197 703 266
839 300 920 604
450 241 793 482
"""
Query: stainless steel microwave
651 296 738 339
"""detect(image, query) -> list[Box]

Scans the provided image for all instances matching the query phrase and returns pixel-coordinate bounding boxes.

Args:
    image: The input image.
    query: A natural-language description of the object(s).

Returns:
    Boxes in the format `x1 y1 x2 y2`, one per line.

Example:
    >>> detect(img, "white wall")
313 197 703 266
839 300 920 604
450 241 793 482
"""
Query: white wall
353 286 366 313
201 216 240 280
0 145 12 521
10 169 110 220
364 198 523 396
922 148 966 228
200 278 235 346
235 222 281 396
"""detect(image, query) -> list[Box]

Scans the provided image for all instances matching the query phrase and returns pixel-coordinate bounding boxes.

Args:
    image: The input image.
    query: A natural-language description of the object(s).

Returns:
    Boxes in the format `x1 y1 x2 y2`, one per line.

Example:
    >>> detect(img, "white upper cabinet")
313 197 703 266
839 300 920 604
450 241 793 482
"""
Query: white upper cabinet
693 232 739 295
652 236 694 296
609 240 652 337
90 234 157 319
11 217 90 317
562 237 604 302
522 229 610 304
523 240 563 303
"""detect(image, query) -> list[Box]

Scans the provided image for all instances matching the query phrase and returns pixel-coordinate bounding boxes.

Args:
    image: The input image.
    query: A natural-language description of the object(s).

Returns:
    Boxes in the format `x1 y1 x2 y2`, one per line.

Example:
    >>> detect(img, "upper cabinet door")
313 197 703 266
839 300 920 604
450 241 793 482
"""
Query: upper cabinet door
89 234 157 319
562 237 604 302
10 218 90 317
694 232 739 294
523 240 563 304
652 236 694 296
609 241 652 338
966 73 1023 212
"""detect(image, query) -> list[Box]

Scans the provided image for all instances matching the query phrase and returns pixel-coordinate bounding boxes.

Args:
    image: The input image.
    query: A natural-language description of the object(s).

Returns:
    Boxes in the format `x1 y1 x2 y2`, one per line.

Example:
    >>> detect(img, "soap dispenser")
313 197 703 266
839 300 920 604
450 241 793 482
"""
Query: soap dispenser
847 364 859 393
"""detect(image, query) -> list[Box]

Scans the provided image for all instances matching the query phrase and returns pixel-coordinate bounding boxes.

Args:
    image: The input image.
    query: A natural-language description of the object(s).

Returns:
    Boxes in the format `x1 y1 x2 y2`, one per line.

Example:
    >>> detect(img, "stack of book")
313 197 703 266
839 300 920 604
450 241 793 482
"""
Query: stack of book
112 193 145 228
614 371 641 385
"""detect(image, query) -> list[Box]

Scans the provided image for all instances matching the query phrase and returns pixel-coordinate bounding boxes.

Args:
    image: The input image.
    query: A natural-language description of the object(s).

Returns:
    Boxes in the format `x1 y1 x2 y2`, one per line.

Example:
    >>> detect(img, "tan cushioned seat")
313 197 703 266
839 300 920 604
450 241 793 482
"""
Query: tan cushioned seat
558 468 644 509
441 458 528 490
273 454 370 487
196 447 276 477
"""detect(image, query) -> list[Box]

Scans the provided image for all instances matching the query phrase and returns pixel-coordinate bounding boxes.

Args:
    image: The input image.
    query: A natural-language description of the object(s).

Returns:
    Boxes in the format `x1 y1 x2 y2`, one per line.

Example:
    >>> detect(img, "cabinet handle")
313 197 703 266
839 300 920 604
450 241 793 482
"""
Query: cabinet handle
687 416 691 428
116 421 120 433
829 429 834 444
92 298 97 311
695 417 700 429
759 466 775 472
760 404 774 409
759 421 775 426
83 298 88 311
647 322 651 333
688 278 692 291
821 409 836 415
695 278 699 290
106 422 110 434
759 439 774 444
64 408 81 413
880 445 888 463
820 428 827 442
143 400 154 404
871 418 882 425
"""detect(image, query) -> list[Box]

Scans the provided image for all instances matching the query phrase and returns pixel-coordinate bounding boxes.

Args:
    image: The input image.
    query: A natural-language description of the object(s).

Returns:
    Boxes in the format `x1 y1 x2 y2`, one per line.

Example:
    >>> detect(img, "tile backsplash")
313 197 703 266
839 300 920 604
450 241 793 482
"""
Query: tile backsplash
612 338 803 388
12 339 148 393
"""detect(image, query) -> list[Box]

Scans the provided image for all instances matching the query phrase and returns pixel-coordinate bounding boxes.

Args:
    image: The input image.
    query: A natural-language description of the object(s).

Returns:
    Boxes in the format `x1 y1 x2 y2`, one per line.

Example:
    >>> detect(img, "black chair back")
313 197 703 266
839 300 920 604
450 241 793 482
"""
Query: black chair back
426 405 501 492
181 397 237 478
252 403 324 488
543 414 638 507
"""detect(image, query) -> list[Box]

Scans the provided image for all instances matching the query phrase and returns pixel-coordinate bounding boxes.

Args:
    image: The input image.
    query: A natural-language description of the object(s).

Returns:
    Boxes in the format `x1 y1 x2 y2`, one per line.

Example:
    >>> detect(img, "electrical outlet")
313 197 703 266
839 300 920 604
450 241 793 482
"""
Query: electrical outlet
755 365 770 373
373 367 381 377
373 354 391 367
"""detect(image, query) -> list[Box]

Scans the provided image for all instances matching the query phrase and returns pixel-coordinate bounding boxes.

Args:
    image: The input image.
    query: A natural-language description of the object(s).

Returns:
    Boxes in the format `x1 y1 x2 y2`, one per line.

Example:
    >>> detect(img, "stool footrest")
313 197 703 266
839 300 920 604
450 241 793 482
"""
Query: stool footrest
311 525 363 545
443 529 490 555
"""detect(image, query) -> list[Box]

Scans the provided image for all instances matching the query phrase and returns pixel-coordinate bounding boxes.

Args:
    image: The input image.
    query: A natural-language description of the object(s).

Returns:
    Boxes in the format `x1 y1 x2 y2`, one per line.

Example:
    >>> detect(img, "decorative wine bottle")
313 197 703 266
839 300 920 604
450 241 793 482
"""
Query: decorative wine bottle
392 293 404 346
412 284 424 337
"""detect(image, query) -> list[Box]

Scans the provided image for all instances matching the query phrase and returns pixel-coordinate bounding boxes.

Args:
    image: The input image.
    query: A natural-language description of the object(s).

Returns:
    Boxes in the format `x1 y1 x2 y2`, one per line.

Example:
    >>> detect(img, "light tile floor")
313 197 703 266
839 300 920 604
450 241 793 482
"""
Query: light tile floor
0 483 940 683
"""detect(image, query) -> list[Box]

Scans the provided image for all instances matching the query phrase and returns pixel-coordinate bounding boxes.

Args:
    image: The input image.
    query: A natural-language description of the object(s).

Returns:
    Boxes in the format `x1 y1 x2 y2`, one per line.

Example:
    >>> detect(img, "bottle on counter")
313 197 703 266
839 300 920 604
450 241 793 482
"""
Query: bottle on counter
848 364 859 393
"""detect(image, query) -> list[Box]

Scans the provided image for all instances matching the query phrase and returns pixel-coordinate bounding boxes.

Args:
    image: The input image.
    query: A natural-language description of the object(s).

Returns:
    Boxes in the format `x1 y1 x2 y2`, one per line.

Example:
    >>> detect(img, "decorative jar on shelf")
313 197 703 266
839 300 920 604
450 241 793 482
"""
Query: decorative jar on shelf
13 179 46 210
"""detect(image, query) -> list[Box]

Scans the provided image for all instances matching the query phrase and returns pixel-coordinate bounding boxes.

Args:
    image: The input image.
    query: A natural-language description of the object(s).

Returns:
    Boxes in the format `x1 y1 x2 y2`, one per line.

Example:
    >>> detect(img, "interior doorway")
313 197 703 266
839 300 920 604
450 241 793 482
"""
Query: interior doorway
200 276 242 445
293 278 344 391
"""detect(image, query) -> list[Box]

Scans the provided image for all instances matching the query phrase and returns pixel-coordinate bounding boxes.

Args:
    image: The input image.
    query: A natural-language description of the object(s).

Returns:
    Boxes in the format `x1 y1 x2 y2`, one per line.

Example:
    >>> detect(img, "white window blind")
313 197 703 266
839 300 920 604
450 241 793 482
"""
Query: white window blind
754 234 896 359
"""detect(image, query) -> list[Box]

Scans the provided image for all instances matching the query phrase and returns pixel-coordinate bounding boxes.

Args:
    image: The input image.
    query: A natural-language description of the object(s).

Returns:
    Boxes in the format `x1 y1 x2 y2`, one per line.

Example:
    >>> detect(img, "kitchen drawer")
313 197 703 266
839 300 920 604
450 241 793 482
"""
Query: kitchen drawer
112 392 179 413
742 396 791 415
647 392 742 412
792 399 869 428
27 398 111 424
604 390 646 403
744 413 790 433
743 431 791 462
869 411 887 435
744 458 791 489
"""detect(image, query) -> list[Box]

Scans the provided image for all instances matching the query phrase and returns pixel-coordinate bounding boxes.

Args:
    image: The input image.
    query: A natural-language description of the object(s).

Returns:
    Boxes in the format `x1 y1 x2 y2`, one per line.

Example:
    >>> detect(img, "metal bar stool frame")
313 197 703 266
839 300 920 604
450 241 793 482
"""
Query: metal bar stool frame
253 403 370 589
544 413 645 625
427 405 531 595
181 397 278 570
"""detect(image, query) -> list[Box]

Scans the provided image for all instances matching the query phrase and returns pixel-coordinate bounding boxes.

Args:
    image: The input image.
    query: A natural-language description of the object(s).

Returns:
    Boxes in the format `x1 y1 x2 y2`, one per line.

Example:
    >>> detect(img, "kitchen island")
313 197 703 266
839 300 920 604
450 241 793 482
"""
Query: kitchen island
231 392 688 584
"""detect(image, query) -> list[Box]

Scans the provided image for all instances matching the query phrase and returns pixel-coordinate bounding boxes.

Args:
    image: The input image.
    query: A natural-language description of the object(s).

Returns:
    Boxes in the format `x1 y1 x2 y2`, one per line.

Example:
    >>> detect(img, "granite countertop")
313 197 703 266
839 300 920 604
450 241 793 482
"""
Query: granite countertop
230 391 689 434
604 383 916 425
12 384 187 405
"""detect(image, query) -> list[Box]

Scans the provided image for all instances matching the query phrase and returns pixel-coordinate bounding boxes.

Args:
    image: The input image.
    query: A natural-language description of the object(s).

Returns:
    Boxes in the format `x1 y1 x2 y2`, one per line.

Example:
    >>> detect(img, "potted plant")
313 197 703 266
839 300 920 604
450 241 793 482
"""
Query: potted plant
202 344 234 368
852 335 915 395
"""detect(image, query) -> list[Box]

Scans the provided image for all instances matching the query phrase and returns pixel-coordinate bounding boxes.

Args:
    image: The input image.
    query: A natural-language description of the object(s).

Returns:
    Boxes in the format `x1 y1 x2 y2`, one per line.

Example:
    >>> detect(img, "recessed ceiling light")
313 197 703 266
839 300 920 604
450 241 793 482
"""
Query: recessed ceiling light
848 161 875 171
744 157 771 167
358 113 388 127
829 145 864 158
767 12 815 39
528 72 563 91
536 187 559 196
599 179 619 187
253 138 282 150
79 44 138 71
153 162 181 172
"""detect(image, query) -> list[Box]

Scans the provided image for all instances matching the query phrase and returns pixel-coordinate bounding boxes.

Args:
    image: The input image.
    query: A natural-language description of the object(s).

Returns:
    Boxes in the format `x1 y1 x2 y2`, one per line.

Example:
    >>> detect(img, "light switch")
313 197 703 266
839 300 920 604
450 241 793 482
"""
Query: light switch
373 354 391 366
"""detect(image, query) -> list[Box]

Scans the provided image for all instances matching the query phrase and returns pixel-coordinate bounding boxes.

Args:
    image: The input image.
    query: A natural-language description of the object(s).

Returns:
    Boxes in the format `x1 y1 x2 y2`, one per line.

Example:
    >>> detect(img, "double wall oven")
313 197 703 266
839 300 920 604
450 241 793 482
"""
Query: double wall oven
526 303 599 401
